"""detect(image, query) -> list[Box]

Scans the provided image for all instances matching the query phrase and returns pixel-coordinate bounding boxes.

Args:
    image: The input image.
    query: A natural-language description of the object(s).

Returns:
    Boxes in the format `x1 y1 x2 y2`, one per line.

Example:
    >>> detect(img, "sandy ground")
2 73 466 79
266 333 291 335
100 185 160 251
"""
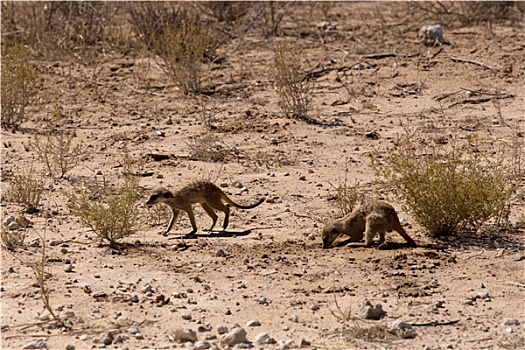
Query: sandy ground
1 2 524 350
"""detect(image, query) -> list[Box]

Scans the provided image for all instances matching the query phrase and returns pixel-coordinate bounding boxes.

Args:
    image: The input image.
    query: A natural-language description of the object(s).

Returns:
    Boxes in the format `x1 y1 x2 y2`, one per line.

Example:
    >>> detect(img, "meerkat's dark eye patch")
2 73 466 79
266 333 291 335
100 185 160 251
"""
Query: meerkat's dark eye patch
331 227 338 234
150 194 158 200
162 192 171 198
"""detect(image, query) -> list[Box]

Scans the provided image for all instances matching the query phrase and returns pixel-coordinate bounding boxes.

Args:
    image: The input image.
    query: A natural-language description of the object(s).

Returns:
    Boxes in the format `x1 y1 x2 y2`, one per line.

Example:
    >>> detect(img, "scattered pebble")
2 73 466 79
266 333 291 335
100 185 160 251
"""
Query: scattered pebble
360 299 385 320
215 249 226 257
389 320 417 339
254 332 276 345
22 338 47 349
174 328 197 343
217 325 228 334
502 318 520 326
194 341 211 350
246 319 261 327
65 344 75 350
220 327 247 347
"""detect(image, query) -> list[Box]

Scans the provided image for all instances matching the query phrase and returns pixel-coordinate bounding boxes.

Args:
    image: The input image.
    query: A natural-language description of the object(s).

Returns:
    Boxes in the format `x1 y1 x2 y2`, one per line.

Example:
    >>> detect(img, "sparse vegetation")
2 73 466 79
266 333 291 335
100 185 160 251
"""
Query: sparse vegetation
329 160 363 216
1 44 38 131
128 2 217 94
64 176 140 246
372 134 516 236
1 224 27 251
31 99 84 179
270 44 313 121
8 171 45 214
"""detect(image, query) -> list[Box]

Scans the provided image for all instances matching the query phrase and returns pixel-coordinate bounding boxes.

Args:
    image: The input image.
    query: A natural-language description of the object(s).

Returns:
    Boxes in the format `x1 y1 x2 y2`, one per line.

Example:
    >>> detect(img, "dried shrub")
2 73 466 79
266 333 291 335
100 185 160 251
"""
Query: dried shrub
31 98 84 178
154 23 217 94
128 2 217 94
1 44 38 131
1 1 128 60
1 224 27 251
188 134 243 163
328 161 363 216
372 134 516 236
65 177 140 246
408 1 524 28
8 171 44 214
270 44 313 122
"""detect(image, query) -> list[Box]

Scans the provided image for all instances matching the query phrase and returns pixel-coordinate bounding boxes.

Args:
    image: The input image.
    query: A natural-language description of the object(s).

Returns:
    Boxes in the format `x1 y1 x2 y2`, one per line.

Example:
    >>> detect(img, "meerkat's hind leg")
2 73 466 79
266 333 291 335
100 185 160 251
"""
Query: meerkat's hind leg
364 214 383 247
200 203 219 231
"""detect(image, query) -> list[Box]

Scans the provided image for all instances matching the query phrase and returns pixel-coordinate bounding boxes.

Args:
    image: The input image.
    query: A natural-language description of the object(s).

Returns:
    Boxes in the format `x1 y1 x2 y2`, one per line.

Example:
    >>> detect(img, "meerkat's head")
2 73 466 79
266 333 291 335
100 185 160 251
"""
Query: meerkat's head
146 188 173 207
322 221 343 249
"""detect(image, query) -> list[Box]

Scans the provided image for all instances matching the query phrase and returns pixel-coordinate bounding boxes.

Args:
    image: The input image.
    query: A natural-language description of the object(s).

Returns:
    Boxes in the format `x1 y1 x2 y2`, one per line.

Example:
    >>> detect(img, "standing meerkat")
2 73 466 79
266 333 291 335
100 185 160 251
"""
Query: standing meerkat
146 181 265 236
322 200 417 249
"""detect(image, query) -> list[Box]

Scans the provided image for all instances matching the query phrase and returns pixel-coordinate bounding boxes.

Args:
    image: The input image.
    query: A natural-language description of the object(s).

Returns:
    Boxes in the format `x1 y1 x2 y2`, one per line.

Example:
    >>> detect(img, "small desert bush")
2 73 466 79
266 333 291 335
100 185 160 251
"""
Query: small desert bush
32 131 84 179
65 177 140 245
8 171 44 214
1 224 27 251
372 136 515 236
2 2 129 60
154 23 217 94
31 99 84 178
270 44 313 121
329 161 363 216
1 44 38 131
128 3 217 94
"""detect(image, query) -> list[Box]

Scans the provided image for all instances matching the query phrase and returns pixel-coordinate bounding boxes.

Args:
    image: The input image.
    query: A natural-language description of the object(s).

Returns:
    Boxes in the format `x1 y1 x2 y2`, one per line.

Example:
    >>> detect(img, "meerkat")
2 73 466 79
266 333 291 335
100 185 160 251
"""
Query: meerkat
146 181 265 236
322 200 417 249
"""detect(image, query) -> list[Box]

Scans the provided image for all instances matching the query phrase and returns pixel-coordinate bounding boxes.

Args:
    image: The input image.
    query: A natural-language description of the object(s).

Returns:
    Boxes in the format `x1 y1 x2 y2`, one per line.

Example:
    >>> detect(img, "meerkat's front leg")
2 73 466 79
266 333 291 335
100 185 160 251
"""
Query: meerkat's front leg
164 208 180 236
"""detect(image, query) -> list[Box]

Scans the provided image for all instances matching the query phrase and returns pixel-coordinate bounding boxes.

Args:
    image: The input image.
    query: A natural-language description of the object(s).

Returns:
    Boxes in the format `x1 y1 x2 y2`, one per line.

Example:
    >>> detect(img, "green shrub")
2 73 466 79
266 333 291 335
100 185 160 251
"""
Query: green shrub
270 44 313 121
64 177 140 245
1 44 38 131
372 136 515 236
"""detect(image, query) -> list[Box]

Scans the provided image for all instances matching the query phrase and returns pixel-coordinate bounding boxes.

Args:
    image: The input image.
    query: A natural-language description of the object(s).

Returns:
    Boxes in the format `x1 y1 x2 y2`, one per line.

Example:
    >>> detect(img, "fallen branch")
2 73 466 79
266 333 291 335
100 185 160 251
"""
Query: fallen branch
410 319 460 327
363 53 397 59
450 57 496 72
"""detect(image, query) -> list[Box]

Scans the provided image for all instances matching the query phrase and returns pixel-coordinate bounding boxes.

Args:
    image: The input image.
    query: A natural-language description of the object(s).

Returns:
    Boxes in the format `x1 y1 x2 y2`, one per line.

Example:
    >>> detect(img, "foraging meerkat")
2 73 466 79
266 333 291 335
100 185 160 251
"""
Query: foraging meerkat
322 200 417 249
146 181 265 236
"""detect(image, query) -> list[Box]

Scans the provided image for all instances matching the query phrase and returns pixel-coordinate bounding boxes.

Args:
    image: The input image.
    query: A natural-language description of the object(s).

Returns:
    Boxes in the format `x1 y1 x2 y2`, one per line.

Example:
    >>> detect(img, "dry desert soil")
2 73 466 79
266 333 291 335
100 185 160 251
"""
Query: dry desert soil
1 2 524 350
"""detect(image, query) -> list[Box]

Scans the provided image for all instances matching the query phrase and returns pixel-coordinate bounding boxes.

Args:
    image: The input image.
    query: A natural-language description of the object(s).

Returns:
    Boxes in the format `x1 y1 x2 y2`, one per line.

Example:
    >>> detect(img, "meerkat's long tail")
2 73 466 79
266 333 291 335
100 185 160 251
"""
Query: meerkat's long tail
225 197 265 209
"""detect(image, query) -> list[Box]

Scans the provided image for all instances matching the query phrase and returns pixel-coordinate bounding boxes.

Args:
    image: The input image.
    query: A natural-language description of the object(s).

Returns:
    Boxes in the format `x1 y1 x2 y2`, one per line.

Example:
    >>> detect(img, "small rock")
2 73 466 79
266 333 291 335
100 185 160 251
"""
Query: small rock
65 344 75 350
128 327 140 335
389 320 417 339
174 328 197 343
134 332 144 340
419 24 449 46
215 249 226 257
316 21 337 31
194 341 211 350
360 299 385 320
258 296 267 304
300 339 312 347
217 325 229 334
254 332 276 345
7 221 19 230
502 318 520 326
95 332 114 345
141 283 152 293
181 314 192 320
3 215 16 225
130 294 139 303
220 327 247 347
64 264 74 273
22 338 47 349
290 315 299 323
246 319 261 327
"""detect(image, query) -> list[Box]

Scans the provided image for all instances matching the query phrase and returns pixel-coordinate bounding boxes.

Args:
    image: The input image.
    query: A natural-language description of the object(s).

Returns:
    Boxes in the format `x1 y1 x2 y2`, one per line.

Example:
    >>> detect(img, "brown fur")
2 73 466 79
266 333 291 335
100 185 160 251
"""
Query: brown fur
322 200 417 249
146 181 265 236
